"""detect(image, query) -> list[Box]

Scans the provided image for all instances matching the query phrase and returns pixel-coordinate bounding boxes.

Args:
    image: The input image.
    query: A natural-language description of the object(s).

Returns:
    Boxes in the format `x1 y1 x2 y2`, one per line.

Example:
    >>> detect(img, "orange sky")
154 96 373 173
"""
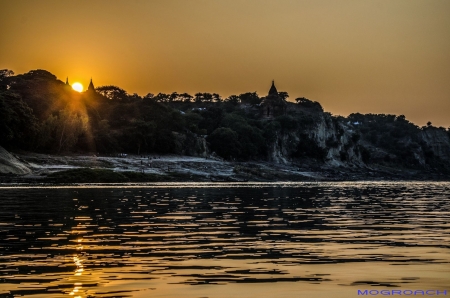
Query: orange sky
1 0 449 127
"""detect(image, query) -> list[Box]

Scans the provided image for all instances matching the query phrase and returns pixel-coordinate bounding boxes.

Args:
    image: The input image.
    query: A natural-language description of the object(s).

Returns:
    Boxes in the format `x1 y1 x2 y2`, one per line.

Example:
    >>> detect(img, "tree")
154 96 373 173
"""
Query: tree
295 97 323 111
94 120 120 153
0 69 14 91
278 91 289 101
239 92 260 105
184 111 203 133
225 95 240 105
395 115 406 122
194 92 213 103
144 93 154 99
96 85 129 101
5 69 69 120
169 92 179 102
35 109 87 152
130 93 141 101
220 113 266 158
195 92 203 103
154 93 169 103
129 120 156 154
212 93 222 102
55 109 88 153
0 91 38 149
203 93 213 102
179 93 193 103
198 106 224 134
207 127 241 159
154 129 176 154
0 69 14 79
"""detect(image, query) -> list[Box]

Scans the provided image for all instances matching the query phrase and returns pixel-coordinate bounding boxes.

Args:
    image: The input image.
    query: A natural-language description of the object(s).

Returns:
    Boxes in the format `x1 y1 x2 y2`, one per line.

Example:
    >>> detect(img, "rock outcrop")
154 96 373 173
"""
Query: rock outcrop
420 127 450 161
0 146 32 175
262 105 450 175
267 111 363 167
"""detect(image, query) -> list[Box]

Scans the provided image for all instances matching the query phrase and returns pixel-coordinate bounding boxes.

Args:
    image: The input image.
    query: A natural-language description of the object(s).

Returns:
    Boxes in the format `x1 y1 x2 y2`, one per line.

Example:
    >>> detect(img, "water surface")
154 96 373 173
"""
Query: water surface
0 182 449 297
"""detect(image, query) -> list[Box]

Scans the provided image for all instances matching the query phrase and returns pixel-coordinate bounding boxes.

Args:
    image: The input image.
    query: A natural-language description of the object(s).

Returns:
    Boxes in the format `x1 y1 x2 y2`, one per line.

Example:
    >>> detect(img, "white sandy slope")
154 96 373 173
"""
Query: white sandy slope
14 152 324 181
0 146 31 175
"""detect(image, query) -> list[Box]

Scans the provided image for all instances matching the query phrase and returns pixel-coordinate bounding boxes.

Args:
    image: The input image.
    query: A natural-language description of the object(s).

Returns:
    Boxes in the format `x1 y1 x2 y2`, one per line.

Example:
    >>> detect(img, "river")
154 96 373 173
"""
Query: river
0 182 449 298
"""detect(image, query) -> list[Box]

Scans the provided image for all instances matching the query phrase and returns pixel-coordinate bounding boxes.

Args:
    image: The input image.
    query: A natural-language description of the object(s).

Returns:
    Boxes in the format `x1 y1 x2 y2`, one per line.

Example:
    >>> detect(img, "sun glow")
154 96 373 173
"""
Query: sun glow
72 82 83 92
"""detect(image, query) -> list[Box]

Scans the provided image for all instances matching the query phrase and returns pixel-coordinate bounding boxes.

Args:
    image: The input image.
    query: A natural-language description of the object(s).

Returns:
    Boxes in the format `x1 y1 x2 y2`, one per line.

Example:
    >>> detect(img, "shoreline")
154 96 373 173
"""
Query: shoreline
1 151 449 184
1 180 450 189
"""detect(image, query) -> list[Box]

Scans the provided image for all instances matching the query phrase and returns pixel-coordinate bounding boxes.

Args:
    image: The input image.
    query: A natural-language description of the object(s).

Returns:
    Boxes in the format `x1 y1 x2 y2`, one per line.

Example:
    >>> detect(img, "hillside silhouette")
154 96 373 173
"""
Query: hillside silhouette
1 69 450 179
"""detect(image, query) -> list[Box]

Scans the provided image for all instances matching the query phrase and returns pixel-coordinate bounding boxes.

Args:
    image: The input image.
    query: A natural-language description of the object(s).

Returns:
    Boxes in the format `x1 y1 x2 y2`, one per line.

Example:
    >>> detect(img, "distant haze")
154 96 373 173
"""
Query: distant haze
1 0 449 127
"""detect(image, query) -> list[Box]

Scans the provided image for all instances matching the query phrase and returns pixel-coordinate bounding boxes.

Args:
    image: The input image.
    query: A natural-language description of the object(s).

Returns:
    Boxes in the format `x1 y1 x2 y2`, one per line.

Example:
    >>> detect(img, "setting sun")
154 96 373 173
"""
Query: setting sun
72 82 83 92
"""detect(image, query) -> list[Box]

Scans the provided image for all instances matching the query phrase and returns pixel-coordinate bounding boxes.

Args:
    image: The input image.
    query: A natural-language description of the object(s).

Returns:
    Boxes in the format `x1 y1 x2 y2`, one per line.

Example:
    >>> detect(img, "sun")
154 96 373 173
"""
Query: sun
72 82 83 92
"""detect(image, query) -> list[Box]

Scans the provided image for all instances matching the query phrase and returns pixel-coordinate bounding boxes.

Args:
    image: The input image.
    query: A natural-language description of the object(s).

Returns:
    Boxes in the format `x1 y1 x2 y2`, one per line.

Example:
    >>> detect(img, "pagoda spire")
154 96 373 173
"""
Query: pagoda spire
87 78 95 92
65 77 69 85
268 80 278 95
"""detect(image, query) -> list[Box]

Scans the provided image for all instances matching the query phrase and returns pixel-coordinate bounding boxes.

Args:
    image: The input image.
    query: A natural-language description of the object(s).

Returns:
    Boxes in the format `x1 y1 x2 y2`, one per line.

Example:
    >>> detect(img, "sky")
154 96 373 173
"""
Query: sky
1 0 449 127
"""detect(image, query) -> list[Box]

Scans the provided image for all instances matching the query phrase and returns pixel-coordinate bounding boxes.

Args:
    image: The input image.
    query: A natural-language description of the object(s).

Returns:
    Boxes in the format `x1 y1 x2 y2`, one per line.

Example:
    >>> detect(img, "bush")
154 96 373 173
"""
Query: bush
207 127 241 159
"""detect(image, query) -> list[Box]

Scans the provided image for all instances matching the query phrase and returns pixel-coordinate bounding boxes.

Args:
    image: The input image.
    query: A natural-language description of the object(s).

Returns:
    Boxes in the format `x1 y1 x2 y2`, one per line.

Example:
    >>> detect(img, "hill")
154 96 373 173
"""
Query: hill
1 68 449 181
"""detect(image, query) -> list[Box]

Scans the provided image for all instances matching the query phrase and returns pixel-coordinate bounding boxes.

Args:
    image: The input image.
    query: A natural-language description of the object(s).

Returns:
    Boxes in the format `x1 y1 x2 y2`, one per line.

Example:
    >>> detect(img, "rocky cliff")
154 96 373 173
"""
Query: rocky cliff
266 110 363 168
420 127 450 161
261 106 449 175
0 146 32 175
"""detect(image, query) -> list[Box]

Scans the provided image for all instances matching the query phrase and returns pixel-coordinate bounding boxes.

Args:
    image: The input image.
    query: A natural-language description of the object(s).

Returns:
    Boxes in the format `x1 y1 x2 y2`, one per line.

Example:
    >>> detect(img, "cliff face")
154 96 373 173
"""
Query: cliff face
313 114 364 167
263 109 449 173
420 127 450 161
267 112 363 167
0 146 32 175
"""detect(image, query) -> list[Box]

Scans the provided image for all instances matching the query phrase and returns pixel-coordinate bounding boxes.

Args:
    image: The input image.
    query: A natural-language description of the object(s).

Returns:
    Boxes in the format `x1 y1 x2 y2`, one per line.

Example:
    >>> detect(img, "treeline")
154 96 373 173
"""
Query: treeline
0 69 320 159
1 69 449 168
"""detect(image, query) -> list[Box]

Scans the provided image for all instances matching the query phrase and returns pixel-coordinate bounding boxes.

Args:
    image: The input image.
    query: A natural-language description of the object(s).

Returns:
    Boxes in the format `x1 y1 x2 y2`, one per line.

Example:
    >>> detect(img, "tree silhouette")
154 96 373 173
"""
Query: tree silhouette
239 92 260 105
278 91 289 101
96 85 129 101
179 92 193 103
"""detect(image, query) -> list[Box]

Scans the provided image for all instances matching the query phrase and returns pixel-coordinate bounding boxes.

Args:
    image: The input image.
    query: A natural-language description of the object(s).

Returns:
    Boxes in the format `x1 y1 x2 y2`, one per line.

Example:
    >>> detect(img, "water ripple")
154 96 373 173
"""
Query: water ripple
0 182 449 297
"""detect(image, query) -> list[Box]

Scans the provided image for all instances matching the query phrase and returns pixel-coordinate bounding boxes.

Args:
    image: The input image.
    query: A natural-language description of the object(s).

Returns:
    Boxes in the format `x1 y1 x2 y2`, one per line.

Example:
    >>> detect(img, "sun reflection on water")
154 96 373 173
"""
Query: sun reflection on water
68 239 85 296
0 183 449 298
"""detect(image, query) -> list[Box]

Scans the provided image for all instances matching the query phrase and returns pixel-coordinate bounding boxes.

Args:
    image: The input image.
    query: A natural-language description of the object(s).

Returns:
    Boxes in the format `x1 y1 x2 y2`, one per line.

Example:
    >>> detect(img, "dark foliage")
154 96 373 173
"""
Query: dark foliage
2 69 449 173
346 113 425 167
295 97 323 111
0 91 38 149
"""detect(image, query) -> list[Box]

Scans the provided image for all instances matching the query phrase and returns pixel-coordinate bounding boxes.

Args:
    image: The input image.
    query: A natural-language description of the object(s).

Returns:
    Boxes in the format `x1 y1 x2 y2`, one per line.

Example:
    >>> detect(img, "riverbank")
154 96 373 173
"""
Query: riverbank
1 151 448 184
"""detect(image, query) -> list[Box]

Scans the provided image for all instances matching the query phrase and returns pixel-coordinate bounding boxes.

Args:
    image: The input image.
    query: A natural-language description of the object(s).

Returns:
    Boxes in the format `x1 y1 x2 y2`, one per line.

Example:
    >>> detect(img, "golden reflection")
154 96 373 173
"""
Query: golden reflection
73 253 84 276
77 238 84 250
69 238 85 296
69 281 83 296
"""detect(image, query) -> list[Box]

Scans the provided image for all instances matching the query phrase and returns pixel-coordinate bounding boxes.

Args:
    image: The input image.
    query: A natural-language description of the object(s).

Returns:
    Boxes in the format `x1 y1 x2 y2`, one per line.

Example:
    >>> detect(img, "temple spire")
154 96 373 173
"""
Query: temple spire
268 80 278 95
87 78 95 92
65 77 69 85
